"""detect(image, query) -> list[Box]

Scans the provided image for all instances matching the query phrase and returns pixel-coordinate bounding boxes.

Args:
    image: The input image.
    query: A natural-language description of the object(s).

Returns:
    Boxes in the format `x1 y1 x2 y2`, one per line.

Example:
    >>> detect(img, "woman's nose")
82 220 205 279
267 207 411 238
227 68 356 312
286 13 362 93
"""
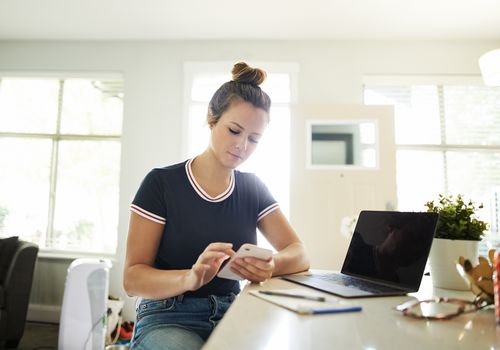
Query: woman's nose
236 136 248 151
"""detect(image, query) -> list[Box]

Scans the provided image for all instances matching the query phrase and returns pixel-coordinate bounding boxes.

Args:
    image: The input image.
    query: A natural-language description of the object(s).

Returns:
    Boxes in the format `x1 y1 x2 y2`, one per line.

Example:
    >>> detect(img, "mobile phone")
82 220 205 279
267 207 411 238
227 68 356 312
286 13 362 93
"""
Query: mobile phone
217 243 273 280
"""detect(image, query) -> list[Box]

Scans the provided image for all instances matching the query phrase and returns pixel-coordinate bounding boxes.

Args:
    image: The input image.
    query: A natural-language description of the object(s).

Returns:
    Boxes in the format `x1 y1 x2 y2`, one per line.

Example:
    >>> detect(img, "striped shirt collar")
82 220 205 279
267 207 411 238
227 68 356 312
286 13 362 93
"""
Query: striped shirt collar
185 158 235 202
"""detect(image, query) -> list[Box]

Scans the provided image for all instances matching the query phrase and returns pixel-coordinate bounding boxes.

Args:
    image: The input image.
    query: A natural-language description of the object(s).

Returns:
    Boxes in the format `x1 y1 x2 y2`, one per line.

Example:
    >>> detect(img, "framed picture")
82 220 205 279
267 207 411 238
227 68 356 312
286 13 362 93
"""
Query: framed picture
306 120 378 169
311 132 354 165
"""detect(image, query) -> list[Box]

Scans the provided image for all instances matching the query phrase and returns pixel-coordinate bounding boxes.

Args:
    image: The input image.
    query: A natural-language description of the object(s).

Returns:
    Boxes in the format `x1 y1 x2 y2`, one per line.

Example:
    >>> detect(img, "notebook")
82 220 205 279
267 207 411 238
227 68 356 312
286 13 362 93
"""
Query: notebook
249 288 362 315
282 210 439 298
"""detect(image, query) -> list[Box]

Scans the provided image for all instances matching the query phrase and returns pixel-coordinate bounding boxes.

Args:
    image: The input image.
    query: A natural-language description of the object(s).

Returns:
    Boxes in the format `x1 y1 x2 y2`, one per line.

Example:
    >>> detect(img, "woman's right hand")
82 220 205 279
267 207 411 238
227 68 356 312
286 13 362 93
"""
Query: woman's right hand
185 242 235 291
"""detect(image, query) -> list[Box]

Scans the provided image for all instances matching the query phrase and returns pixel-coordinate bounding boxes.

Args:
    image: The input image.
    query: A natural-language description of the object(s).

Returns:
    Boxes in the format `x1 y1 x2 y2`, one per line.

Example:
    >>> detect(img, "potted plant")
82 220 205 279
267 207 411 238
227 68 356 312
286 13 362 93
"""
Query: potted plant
425 194 488 290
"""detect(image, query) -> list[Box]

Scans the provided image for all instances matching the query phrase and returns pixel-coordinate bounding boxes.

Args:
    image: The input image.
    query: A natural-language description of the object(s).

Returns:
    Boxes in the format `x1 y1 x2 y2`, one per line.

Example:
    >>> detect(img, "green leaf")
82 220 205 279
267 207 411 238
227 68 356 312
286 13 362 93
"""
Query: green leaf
425 194 488 241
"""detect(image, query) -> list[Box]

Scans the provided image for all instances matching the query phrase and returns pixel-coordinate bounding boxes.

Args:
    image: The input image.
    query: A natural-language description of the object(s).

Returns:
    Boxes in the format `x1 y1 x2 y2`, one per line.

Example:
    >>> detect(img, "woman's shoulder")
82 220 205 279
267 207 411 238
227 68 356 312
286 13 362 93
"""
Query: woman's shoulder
143 160 188 182
149 160 187 174
234 169 256 180
157 160 187 172
235 170 266 187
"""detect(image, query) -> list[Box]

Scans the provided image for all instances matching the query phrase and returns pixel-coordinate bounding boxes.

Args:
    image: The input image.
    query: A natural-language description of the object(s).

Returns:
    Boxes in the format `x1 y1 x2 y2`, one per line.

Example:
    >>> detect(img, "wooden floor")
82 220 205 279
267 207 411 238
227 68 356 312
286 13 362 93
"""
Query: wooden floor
14 321 131 349
14 322 59 350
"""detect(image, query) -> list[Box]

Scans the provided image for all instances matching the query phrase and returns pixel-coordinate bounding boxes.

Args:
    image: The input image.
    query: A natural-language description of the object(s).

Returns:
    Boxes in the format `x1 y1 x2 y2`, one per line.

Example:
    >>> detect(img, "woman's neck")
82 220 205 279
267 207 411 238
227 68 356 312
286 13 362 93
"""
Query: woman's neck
191 151 233 189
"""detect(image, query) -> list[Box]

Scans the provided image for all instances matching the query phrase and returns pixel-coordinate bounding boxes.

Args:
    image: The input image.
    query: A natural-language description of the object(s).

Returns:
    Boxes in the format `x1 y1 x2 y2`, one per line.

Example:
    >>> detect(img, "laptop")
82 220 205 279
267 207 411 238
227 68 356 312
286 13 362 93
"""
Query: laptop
282 210 439 298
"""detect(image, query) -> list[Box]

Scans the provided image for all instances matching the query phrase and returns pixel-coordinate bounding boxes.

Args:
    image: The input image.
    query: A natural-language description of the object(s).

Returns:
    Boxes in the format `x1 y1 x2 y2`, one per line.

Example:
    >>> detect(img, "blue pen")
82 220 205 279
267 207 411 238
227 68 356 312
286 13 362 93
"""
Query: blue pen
297 306 362 315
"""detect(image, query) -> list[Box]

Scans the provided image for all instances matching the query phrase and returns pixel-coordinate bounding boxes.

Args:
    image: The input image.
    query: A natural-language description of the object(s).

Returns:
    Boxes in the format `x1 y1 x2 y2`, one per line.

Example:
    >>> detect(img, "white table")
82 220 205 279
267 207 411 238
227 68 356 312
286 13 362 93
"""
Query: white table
203 273 500 349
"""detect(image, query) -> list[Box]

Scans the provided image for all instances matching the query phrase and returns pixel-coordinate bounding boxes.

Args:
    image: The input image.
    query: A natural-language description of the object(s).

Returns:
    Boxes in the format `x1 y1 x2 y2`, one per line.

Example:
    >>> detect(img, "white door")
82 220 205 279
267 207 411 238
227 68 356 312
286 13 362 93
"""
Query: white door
290 104 396 269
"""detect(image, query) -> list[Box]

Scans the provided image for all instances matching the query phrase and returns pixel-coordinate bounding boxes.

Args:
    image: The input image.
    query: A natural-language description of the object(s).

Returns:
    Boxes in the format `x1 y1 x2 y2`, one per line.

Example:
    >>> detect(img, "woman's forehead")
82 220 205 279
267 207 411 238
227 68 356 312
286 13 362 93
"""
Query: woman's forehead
219 101 268 131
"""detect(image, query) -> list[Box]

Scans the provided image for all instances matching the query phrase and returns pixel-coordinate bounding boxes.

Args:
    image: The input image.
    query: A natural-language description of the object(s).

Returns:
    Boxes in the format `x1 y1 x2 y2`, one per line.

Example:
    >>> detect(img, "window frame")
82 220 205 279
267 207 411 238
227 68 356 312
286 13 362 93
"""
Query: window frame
362 75 500 251
0 71 124 257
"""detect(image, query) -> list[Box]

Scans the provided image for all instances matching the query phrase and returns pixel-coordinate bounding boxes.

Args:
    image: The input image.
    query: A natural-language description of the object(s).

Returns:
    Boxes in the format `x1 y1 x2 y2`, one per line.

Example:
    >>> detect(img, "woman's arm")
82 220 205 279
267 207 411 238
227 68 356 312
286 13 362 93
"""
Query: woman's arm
230 209 310 281
123 213 234 299
258 209 310 276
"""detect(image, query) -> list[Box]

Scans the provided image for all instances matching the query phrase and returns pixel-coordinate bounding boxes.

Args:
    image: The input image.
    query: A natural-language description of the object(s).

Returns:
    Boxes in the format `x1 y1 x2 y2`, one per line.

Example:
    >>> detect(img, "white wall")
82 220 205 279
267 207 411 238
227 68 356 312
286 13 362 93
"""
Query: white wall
1 39 499 321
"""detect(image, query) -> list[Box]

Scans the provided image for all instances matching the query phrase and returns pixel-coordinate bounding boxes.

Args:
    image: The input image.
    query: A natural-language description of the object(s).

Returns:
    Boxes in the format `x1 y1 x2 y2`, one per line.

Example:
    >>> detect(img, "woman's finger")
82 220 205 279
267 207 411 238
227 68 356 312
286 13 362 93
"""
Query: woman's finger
241 257 273 270
230 261 269 281
204 242 234 255
229 264 255 280
198 251 230 263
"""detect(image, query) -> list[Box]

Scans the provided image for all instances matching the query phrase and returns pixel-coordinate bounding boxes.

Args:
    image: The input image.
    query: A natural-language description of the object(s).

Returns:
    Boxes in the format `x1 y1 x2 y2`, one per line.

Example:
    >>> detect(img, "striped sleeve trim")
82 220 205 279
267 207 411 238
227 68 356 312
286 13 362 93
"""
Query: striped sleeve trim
257 203 280 222
130 204 166 225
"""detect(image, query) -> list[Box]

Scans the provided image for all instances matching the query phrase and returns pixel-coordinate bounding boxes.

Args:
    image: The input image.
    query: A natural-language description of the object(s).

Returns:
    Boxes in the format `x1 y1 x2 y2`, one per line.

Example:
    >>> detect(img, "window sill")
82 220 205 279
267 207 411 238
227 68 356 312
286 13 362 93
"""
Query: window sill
37 249 117 262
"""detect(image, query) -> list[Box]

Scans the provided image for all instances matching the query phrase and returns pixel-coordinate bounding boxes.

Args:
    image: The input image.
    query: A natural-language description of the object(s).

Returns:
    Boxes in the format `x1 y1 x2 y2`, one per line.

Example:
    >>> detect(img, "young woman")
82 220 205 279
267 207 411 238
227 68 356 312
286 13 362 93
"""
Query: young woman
124 62 310 349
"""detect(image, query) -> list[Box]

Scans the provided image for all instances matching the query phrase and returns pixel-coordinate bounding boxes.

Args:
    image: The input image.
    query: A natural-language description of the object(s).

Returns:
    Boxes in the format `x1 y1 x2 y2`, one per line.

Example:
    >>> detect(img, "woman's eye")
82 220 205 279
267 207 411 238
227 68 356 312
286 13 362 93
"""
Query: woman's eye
228 128 240 135
249 137 260 144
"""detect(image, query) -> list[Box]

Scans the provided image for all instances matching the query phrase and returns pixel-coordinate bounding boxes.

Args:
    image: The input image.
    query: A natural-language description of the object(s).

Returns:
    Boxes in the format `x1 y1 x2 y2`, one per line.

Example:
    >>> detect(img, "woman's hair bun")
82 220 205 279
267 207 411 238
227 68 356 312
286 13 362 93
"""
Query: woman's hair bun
231 62 267 86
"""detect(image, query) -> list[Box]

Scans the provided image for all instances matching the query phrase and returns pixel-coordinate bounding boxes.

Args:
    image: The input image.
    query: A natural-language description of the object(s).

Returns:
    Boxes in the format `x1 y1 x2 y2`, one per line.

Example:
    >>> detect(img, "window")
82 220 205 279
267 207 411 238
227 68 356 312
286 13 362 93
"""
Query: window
0 76 124 254
184 62 297 247
364 78 500 250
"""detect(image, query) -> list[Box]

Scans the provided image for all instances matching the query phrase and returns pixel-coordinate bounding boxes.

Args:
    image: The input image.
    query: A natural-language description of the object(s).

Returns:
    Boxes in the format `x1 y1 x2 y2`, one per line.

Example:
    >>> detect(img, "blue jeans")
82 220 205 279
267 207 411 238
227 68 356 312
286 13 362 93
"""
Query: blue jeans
130 293 236 350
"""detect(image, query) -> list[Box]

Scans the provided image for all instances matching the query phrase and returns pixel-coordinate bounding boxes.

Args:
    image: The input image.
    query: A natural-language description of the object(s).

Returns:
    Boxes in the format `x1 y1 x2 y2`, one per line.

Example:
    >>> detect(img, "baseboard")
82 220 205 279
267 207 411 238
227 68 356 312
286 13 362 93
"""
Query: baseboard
27 303 61 323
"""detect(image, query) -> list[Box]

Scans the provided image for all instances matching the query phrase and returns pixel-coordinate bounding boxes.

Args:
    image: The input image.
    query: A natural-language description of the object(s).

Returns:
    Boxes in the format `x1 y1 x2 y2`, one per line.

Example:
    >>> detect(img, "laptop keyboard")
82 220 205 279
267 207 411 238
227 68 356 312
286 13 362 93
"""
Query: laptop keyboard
312 273 401 293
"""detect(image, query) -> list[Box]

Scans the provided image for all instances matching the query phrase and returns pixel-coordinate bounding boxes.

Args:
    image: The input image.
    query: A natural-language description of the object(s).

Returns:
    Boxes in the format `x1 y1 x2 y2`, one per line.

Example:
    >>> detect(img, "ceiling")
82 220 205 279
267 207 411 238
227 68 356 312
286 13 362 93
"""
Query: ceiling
1 0 500 41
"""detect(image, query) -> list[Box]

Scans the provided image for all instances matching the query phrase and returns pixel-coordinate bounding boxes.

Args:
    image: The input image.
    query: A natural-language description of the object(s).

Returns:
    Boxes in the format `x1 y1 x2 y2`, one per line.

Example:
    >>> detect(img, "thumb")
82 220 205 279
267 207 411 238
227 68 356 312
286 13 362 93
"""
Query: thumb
193 263 210 274
217 254 231 265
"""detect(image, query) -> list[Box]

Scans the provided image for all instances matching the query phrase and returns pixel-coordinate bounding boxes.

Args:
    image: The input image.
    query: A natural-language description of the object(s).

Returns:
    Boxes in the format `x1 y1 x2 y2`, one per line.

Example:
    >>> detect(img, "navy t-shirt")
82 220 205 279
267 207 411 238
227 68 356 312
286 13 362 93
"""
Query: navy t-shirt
130 159 279 297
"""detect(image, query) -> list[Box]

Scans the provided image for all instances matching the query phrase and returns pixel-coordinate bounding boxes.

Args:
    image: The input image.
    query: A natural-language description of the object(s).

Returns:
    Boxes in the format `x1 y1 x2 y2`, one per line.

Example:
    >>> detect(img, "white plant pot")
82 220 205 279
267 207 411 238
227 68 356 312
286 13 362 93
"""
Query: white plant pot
428 238 479 290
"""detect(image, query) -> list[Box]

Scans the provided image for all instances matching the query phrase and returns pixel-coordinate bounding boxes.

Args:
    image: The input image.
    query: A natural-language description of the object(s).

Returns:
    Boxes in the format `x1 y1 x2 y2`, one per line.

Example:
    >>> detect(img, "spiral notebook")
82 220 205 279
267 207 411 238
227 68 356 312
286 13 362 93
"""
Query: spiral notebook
249 288 362 315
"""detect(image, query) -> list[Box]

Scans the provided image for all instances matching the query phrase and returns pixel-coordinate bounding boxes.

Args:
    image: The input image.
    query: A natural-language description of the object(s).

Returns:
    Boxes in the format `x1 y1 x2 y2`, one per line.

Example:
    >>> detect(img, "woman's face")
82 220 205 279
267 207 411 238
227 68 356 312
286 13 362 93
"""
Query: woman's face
209 100 268 169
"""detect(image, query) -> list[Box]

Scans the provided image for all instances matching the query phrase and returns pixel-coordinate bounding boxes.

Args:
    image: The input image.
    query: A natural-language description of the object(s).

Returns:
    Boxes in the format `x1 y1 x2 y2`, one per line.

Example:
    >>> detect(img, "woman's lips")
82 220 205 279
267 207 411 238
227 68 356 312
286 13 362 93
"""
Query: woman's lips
228 152 242 160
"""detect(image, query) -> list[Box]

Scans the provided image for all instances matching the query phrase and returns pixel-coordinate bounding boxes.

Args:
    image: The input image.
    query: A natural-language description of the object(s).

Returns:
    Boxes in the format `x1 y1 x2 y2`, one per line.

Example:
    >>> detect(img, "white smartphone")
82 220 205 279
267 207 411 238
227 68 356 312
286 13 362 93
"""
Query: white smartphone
217 243 273 280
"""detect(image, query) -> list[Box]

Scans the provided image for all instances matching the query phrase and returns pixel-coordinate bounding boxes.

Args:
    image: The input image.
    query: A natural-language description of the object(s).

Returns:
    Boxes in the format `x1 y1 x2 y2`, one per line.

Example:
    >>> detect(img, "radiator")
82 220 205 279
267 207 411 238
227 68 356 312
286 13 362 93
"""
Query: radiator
27 257 73 323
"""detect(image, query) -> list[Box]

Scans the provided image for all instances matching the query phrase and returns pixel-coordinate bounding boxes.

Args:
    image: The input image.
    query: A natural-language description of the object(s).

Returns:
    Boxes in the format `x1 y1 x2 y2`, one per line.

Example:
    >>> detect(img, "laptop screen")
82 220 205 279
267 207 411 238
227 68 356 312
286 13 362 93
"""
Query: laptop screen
341 211 438 290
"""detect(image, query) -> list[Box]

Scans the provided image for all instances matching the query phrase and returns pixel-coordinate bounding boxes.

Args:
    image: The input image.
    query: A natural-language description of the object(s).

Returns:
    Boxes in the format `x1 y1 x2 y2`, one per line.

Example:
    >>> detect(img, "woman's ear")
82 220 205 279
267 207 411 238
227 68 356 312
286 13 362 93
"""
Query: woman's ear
207 115 216 129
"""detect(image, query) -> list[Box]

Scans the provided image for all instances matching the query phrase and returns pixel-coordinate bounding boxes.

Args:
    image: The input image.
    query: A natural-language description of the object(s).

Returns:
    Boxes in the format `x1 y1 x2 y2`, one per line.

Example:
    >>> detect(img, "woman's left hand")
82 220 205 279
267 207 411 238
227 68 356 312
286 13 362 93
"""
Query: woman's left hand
230 256 275 283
